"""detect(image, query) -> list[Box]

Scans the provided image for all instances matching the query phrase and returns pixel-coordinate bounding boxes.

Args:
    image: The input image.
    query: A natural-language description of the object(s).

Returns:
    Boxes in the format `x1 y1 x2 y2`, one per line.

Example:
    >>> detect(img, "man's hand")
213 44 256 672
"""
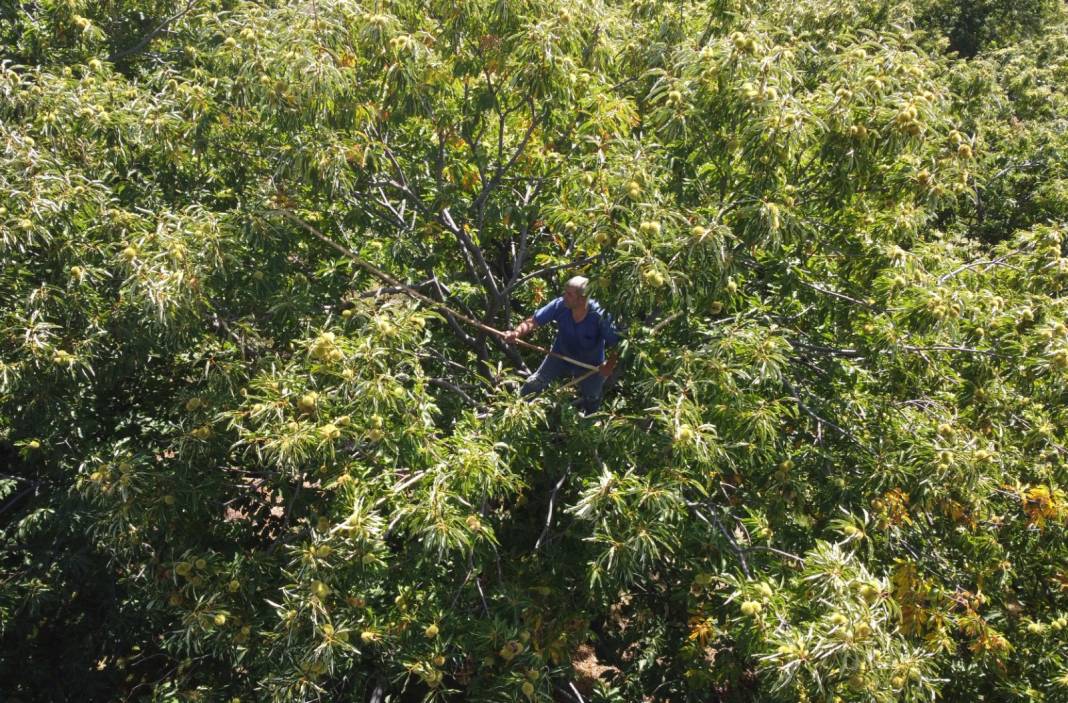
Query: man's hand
599 356 617 378
502 329 519 344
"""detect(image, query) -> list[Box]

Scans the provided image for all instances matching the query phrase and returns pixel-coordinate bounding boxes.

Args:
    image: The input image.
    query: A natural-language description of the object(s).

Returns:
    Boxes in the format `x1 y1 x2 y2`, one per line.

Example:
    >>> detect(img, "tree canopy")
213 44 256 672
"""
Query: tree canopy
2 0 1067 701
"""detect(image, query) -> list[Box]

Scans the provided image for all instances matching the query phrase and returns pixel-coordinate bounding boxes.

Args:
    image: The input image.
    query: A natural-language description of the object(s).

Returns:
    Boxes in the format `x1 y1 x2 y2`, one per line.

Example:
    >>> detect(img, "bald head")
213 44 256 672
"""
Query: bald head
565 275 589 297
562 276 589 310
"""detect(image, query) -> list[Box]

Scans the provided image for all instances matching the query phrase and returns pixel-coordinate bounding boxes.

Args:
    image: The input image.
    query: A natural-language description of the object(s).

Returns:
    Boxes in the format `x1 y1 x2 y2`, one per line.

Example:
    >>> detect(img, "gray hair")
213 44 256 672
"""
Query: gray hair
565 275 589 297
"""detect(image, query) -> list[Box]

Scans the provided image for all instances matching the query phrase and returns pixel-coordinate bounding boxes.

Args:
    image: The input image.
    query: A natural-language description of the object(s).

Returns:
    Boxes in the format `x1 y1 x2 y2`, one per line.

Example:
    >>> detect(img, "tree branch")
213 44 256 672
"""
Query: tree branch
796 278 872 308
444 207 501 300
535 466 572 552
428 378 477 406
108 0 201 62
427 276 479 348
505 180 548 290
357 278 435 298
472 97 540 213
689 500 751 577
792 341 864 358
505 254 600 293
937 256 1022 284
900 344 1002 357
784 378 873 454
0 484 37 518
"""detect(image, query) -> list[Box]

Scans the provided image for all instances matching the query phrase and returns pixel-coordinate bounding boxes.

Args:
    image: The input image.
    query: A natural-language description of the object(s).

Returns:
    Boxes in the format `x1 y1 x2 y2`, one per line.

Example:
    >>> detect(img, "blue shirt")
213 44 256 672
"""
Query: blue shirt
532 297 621 365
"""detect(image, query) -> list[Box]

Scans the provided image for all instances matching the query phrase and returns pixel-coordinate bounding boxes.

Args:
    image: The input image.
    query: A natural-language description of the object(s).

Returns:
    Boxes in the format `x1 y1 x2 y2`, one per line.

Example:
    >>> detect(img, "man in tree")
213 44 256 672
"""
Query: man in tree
503 276 621 413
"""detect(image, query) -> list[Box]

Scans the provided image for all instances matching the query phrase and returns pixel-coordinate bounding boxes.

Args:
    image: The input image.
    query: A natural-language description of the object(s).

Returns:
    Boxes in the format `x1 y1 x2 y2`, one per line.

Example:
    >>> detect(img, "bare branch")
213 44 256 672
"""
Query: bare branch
649 311 682 335
0 484 37 518
535 466 572 552
937 248 1026 283
784 378 873 454
472 97 541 213
797 279 872 308
505 180 548 290
428 378 477 406
444 207 501 299
792 341 864 358
505 254 600 293
900 344 1003 357
747 545 806 565
475 576 490 615
428 276 479 348
700 502 750 578
374 186 409 229
357 278 435 298
108 0 201 62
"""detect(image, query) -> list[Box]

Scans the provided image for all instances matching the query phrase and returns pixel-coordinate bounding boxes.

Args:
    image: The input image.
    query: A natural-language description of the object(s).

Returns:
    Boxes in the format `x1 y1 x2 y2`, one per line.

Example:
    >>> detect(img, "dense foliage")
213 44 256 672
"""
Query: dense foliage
2 0 1067 701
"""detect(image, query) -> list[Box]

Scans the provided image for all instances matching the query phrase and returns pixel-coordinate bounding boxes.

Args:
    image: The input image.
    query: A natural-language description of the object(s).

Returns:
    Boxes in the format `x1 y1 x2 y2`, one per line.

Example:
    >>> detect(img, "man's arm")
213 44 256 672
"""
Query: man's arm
504 297 561 343
599 350 619 377
599 309 623 377
502 316 537 344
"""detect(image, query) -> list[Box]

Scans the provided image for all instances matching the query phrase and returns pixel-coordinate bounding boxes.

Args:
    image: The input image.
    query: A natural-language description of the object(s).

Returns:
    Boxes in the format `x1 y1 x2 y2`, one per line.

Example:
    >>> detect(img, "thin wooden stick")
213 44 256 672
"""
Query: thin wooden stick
559 367 600 391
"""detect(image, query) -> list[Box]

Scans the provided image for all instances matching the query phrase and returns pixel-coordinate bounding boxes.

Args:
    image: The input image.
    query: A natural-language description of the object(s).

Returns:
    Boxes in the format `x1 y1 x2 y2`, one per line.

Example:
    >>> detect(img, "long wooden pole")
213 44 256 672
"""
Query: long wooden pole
271 209 602 372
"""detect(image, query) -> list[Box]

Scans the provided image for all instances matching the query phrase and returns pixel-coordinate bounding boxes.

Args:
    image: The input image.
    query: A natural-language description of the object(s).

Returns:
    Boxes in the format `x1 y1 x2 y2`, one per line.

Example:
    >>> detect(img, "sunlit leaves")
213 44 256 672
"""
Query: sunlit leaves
2 0 1068 701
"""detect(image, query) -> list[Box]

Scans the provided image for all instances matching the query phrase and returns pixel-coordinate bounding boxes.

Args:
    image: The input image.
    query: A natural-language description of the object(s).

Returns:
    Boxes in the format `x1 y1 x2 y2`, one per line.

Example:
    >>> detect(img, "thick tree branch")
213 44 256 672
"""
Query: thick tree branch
427 276 479 348
428 378 477 406
443 207 501 299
